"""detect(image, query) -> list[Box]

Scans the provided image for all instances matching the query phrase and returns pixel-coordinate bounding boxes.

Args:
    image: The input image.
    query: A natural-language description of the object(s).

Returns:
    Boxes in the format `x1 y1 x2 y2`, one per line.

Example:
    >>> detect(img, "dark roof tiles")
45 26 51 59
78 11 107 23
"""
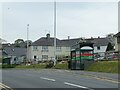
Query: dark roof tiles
32 36 110 47
32 37 62 46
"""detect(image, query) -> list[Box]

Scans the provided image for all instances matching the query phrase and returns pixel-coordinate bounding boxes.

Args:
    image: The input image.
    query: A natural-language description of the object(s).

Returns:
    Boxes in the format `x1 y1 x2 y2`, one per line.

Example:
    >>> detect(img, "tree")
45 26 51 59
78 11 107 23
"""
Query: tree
25 40 32 48
14 39 24 47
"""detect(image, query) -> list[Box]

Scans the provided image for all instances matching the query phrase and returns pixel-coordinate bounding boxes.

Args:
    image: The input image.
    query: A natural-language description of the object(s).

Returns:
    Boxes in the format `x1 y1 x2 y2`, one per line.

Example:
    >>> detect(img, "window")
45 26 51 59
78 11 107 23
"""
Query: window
56 47 61 52
33 46 38 51
97 46 100 50
66 47 70 51
42 55 48 60
42 46 48 52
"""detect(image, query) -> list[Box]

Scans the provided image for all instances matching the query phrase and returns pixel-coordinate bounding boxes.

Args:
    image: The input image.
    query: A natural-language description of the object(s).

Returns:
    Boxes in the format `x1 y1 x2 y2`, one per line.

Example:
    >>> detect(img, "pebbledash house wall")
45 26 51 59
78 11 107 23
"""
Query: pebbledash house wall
28 46 71 61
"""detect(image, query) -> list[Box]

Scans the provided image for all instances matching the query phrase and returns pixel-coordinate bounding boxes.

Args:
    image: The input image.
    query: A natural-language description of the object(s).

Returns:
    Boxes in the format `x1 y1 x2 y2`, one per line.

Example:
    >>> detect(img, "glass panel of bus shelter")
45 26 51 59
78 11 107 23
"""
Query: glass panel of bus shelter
71 51 76 69
76 50 80 69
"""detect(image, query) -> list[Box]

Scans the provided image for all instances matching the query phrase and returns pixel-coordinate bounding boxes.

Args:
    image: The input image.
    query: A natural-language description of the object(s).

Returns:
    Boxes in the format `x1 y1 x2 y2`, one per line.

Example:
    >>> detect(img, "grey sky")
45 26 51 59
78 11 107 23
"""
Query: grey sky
0 1 118 43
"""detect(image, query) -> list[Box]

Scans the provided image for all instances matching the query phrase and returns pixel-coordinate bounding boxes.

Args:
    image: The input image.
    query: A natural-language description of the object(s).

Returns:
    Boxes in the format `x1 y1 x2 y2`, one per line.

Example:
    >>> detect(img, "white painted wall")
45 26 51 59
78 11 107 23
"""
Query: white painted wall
94 46 107 53
29 46 71 61
94 46 107 57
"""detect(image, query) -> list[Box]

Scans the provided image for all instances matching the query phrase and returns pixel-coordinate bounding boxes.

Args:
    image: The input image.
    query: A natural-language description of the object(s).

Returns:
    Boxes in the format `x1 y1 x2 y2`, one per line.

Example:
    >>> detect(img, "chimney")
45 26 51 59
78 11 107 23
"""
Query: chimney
8 43 11 46
68 36 70 40
46 33 50 39
98 36 100 38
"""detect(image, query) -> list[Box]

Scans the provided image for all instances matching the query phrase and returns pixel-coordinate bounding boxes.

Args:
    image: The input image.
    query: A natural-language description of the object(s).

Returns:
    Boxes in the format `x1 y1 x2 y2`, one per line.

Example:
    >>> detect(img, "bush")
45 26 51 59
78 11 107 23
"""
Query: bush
45 60 54 68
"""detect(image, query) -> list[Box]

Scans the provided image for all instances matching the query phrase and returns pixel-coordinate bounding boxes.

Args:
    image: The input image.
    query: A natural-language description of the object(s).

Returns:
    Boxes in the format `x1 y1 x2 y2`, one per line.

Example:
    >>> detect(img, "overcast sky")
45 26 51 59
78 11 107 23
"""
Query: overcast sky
0 1 118 43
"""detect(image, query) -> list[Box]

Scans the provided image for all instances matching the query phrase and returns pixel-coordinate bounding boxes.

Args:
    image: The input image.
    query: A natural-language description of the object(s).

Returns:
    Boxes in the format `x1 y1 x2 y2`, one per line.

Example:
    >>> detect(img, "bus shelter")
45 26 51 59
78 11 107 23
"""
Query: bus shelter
71 42 94 70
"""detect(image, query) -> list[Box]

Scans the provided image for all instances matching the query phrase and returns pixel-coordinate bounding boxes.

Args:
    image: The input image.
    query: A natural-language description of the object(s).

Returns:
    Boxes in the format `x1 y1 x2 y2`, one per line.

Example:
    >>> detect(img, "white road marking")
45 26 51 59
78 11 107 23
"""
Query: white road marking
64 82 94 90
40 77 56 82
0 83 13 90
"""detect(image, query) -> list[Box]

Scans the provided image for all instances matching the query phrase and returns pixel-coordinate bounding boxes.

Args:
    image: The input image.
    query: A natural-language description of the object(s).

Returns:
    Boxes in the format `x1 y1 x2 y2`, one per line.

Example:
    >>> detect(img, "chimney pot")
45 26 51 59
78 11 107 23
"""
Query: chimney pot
46 33 50 39
68 36 70 40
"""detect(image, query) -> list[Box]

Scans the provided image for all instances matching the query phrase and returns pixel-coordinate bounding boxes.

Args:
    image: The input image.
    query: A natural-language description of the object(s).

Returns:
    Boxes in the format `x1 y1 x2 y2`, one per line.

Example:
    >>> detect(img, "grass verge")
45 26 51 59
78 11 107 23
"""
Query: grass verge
1 60 119 74
53 63 68 69
86 61 120 74
15 64 46 69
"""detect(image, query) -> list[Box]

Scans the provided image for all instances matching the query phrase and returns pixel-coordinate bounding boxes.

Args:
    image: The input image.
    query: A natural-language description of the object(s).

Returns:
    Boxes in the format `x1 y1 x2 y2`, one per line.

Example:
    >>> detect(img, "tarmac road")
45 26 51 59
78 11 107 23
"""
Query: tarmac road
1 69 119 90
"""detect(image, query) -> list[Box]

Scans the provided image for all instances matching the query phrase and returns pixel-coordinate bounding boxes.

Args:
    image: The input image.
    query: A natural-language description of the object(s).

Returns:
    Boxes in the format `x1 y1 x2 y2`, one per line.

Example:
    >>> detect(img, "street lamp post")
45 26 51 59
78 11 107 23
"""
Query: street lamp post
26 24 29 64
54 1 56 66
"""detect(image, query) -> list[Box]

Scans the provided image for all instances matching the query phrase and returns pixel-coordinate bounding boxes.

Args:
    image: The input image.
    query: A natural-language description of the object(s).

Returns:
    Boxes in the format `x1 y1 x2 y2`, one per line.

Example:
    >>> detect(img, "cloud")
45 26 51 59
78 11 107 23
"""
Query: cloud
57 2 118 39
2 2 118 42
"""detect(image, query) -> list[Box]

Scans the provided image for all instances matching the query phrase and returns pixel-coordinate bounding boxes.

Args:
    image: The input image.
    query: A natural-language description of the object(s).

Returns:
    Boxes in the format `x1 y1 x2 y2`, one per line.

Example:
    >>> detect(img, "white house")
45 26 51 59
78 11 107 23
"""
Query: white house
28 34 71 61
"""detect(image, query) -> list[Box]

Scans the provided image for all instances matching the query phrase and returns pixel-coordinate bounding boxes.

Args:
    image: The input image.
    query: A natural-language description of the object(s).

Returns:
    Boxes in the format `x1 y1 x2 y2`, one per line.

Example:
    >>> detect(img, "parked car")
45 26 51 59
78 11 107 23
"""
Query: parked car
94 56 104 61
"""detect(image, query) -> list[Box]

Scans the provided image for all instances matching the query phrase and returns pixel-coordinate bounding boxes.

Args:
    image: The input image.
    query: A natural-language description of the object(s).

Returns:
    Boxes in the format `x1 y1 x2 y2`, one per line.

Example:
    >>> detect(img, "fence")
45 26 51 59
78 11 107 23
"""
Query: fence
25 51 120 65
94 51 120 61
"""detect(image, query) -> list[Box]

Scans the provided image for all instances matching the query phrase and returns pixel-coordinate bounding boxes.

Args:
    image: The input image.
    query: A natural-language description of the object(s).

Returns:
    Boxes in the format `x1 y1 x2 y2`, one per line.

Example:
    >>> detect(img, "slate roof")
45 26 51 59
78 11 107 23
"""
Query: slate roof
61 38 110 47
92 38 110 46
32 37 62 46
114 32 120 37
60 38 80 47
32 36 110 47
2 50 8 56
3 47 26 57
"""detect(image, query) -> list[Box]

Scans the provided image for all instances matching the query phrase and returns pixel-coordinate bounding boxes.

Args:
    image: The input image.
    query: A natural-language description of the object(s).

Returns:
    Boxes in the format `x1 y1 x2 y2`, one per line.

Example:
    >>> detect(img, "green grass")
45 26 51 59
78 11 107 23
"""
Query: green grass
15 64 46 69
1 60 119 74
0 58 2 63
53 63 68 70
1 64 17 68
86 61 120 74
13 63 68 70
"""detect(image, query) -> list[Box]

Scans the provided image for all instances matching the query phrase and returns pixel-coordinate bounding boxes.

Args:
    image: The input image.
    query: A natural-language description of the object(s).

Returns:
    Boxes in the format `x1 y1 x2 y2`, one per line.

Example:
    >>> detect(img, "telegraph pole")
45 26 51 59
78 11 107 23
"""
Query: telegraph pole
54 1 56 66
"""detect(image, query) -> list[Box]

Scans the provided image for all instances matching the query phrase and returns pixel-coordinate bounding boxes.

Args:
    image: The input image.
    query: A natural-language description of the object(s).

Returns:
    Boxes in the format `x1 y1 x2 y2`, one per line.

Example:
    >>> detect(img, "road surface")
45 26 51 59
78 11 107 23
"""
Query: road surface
1 69 119 90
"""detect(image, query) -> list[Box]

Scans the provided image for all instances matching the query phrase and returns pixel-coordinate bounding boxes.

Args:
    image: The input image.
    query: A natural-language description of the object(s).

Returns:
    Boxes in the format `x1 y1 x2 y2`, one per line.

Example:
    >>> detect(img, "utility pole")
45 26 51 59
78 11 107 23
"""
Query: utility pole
54 1 56 66
27 24 29 64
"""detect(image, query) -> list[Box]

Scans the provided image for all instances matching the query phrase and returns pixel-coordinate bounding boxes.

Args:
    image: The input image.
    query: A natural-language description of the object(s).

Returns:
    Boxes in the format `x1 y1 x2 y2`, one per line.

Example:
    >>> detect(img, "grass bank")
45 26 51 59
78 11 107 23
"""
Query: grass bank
15 64 46 69
14 63 68 69
86 61 120 74
1 60 119 74
53 63 68 69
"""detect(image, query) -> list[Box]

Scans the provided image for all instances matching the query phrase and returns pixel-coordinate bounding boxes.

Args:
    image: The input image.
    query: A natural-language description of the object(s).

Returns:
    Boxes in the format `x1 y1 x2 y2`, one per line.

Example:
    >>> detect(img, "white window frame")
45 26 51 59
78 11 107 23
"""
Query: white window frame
33 46 38 51
56 47 62 52
42 55 48 60
42 46 48 52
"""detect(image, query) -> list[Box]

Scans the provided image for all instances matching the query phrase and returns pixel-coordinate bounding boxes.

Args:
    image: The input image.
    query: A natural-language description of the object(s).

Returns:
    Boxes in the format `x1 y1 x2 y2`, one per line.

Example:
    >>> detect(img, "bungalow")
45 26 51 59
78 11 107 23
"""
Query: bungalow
2 44 26 64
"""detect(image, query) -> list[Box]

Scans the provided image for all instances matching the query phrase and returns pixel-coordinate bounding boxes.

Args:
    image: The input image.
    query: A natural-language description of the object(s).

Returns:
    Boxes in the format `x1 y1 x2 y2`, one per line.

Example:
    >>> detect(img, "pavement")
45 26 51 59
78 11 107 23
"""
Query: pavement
1 69 120 90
